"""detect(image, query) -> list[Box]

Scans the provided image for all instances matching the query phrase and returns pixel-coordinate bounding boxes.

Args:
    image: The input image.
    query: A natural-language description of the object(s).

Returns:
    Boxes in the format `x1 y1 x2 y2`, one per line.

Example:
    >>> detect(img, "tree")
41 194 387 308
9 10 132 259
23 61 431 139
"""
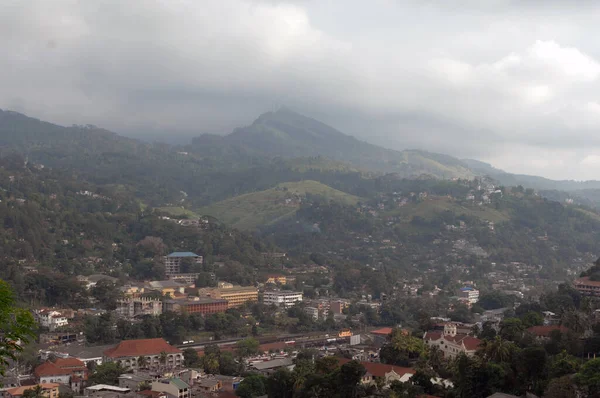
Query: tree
266 368 294 398
89 362 127 385
159 351 168 368
479 336 515 363
183 348 200 367
235 338 260 358
338 360 366 398
499 318 524 341
0 279 36 377
236 374 266 398
137 355 148 369
22 385 44 398
219 351 240 376
545 376 578 398
575 357 600 396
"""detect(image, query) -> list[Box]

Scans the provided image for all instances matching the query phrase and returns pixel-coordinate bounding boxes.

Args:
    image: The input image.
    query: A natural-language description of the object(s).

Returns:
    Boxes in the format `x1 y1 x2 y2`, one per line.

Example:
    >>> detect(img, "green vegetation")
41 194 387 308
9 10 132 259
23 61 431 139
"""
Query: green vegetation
155 206 199 218
200 180 362 230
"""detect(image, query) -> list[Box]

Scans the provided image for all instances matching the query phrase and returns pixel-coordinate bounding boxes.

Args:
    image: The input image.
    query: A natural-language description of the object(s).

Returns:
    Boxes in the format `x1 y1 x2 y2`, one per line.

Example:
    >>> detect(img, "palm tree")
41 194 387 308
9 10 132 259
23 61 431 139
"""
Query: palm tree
561 310 590 335
137 355 148 369
159 351 168 369
482 336 514 363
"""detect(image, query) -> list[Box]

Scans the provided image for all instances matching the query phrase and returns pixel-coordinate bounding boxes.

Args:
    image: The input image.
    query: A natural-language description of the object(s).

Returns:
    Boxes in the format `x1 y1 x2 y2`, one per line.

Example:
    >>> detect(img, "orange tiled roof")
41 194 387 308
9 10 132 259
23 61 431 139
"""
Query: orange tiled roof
7 384 59 397
575 276 600 287
34 362 71 377
424 332 482 351
104 338 182 358
338 358 414 378
54 357 86 369
527 325 569 337
371 327 393 336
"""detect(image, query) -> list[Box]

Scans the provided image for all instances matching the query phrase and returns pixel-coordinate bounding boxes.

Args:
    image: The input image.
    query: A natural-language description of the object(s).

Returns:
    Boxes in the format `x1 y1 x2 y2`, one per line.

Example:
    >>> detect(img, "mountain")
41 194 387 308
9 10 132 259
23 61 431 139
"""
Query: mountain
199 180 362 230
190 108 475 179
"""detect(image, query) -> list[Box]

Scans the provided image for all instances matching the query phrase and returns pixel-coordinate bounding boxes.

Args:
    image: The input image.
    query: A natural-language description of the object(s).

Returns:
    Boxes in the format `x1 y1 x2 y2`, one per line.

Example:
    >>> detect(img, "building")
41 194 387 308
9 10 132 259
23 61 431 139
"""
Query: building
34 358 87 392
34 310 68 331
196 379 221 393
423 324 481 358
85 385 131 398
304 307 319 320
338 359 414 387
164 252 203 277
147 280 191 297
77 274 118 290
264 275 287 285
163 297 228 315
457 287 480 304
263 291 302 308
250 358 294 374
330 300 349 314
526 325 570 340
574 277 600 296
207 286 258 308
116 297 163 319
151 378 190 398
6 384 59 398
103 338 183 370
118 373 157 391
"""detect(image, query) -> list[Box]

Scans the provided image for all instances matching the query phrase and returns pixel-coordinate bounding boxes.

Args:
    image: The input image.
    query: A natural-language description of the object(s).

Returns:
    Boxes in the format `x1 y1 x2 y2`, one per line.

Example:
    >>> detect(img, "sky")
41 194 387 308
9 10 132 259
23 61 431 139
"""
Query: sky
2 0 600 180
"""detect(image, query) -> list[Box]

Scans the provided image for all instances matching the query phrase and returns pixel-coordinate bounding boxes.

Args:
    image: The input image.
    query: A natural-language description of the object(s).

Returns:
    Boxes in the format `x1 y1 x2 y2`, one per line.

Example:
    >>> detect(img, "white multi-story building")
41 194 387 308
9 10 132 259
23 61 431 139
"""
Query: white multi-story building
116 297 163 319
304 307 319 320
163 252 203 277
457 287 480 304
263 291 303 308
34 310 69 331
423 324 481 358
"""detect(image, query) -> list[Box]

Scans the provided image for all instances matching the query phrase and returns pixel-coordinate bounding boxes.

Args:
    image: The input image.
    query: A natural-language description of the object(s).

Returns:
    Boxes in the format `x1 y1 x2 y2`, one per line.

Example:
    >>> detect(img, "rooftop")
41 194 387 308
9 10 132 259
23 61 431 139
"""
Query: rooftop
338 358 414 378
423 332 482 351
6 384 60 397
575 276 600 287
104 338 181 358
86 385 131 392
250 358 293 371
34 362 72 377
371 327 393 336
167 252 200 258
527 325 569 337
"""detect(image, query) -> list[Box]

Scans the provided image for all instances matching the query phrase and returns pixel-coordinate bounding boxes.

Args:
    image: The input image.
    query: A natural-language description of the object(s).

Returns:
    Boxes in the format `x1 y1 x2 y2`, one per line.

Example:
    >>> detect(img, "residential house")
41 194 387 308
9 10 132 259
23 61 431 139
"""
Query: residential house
423 324 481 358
34 358 88 392
85 385 131 397
264 275 287 285
5 384 59 398
118 373 157 391
103 339 183 370
196 379 222 393
526 325 569 341
151 378 191 398
34 310 68 332
338 359 414 387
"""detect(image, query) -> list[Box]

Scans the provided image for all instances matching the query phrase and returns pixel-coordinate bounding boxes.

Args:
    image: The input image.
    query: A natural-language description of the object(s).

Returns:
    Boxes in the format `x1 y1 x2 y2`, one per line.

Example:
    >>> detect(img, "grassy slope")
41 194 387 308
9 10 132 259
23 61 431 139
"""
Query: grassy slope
199 180 362 230
156 207 199 218
385 197 510 223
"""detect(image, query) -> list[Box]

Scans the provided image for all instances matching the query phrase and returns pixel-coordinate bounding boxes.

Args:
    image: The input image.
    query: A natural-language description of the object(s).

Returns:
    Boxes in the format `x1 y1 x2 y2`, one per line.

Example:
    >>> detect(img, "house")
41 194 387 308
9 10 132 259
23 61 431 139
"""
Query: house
338 359 414 387
34 358 88 392
34 310 69 332
85 385 131 398
196 378 222 393
263 291 302 308
526 325 569 340
151 378 191 398
118 373 157 391
423 324 481 358
249 358 294 374
103 338 183 370
5 384 59 398
264 275 287 285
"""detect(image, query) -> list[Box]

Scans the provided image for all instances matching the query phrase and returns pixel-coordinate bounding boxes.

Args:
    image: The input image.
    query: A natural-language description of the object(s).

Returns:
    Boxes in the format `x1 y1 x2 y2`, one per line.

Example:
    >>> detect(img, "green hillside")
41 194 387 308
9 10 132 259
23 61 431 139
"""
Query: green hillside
384 197 510 223
191 108 475 179
199 180 362 230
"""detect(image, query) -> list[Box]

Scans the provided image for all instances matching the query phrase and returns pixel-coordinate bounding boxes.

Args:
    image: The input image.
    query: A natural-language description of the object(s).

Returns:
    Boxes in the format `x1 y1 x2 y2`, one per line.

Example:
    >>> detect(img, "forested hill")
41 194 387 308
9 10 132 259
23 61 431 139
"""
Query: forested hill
0 157 289 307
190 108 475 179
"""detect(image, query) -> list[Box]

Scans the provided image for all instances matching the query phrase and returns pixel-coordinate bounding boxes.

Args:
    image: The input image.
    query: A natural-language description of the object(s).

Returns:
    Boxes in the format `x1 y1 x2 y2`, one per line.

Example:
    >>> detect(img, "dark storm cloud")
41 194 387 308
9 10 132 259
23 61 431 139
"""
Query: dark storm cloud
2 0 600 179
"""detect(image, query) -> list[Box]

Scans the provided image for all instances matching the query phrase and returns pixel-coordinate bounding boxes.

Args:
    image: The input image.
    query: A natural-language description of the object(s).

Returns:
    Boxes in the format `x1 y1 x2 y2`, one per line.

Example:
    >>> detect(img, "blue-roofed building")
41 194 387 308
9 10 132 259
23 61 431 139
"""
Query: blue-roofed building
457 286 479 304
164 252 203 279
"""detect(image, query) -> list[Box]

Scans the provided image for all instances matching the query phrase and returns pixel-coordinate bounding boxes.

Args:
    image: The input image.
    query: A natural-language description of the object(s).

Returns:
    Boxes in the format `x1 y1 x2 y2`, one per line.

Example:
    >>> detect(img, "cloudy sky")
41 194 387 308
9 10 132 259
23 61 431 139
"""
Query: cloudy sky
2 0 600 180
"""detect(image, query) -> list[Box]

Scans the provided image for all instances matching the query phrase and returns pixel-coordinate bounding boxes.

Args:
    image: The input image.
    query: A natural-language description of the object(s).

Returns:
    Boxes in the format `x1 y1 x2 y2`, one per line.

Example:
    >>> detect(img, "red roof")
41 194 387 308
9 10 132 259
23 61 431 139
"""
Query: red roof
34 362 71 377
371 328 393 336
104 338 182 358
338 358 414 378
54 358 86 369
527 325 569 337
575 276 600 287
424 332 481 351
